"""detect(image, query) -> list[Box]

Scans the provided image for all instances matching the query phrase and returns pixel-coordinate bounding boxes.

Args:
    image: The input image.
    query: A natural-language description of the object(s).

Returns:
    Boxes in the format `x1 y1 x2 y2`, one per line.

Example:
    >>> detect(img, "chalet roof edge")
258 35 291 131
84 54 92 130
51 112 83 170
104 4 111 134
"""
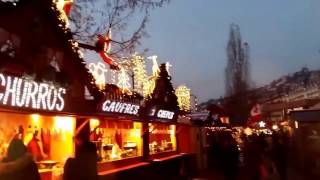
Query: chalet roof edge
0 0 104 101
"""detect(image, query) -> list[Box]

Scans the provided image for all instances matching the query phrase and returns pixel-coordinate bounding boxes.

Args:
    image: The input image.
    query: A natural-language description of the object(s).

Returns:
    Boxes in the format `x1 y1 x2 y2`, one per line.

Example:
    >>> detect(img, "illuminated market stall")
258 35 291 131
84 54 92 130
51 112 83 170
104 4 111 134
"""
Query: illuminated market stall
0 1 199 179
89 87 146 173
0 0 103 179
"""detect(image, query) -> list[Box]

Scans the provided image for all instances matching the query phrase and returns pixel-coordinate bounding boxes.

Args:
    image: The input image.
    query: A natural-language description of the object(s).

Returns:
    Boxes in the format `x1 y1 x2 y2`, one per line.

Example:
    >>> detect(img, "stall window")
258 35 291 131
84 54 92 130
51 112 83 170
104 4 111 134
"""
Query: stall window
0 112 75 170
90 119 142 162
149 123 176 154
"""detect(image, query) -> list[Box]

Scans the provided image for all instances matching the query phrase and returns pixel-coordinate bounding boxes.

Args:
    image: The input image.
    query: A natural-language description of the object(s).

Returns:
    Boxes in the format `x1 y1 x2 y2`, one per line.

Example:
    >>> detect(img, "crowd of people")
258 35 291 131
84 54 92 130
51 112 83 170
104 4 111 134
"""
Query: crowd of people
207 129 290 180
0 132 98 180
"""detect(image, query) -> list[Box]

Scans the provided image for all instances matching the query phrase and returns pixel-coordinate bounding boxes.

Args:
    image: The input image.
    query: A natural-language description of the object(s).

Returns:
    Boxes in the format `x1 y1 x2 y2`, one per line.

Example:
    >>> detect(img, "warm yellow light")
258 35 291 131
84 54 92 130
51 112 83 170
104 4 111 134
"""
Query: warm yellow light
272 124 279 130
169 125 177 151
53 116 75 133
30 114 40 126
175 85 191 111
294 121 299 129
53 0 70 27
89 119 100 131
132 54 148 96
244 127 253 136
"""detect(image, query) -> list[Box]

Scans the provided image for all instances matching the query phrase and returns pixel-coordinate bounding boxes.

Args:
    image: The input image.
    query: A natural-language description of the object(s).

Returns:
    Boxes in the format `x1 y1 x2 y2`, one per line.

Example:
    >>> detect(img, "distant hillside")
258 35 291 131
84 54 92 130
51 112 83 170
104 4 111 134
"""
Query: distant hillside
199 67 320 110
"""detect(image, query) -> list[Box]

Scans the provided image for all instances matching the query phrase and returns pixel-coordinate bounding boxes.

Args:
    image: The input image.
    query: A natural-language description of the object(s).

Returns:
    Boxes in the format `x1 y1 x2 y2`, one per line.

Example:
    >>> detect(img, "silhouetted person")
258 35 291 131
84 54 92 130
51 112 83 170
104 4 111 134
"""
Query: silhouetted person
243 134 262 180
64 133 98 180
272 133 288 180
221 133 239 180
0 138 40 180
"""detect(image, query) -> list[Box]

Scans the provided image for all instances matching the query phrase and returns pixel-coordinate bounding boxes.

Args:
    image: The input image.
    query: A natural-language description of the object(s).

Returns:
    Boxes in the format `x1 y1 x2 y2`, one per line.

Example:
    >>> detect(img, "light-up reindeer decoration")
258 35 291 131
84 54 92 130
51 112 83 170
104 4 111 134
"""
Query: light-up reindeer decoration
88 62 108 90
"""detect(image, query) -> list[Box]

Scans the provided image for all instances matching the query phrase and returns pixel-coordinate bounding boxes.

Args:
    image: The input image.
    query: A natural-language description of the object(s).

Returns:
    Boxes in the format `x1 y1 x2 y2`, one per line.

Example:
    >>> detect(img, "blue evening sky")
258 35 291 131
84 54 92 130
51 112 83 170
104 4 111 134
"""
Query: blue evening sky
137 0 320 102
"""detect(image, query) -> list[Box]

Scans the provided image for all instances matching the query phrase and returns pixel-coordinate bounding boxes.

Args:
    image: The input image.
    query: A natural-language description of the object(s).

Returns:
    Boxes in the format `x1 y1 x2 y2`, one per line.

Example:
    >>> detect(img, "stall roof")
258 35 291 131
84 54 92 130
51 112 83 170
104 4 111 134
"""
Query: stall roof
262 99 320 113
290 110 320 122
0 0 103 101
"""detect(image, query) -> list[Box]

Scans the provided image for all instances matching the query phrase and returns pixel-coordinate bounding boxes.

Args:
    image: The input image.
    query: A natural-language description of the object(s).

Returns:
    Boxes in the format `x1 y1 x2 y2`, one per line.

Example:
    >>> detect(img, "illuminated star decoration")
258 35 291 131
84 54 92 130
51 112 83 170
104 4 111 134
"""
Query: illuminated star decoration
97 29 119 69
117 67 131 94
175 85 191 111
88 62 108 90
259 121 266 128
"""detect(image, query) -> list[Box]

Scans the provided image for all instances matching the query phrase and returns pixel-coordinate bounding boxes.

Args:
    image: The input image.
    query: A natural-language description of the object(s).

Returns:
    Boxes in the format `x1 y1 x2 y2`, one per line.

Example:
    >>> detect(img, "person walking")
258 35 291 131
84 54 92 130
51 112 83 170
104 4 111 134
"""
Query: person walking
0 138 40 180
64 133 98 180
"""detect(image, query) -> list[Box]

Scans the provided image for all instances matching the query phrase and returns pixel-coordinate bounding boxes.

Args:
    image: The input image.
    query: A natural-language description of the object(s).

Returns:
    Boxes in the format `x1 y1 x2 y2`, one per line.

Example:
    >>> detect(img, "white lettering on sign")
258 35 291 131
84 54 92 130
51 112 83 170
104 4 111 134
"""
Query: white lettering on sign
102 100 140 115
0 74 66 111
157 110 175 119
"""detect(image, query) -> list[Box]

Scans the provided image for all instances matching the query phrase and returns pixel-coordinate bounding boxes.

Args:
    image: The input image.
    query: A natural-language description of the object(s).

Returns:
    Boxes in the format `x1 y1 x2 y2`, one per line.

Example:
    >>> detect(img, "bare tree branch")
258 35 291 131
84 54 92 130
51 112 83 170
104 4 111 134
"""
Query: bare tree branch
69 0 169 58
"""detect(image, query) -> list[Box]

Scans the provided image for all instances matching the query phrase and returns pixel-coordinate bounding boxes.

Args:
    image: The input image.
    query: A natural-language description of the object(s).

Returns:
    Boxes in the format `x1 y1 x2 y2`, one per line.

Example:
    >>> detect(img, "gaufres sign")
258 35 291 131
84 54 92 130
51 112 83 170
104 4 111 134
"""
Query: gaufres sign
102 99 140 115
0 74 66 111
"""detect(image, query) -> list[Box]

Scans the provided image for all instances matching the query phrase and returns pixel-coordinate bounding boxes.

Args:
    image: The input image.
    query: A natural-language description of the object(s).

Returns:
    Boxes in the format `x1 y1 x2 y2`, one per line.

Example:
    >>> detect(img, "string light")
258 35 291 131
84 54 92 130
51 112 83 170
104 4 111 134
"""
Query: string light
0 73 66 111
117 67 131 94
111 69 117 85
54 0 71 27
88 62 108 90
175 85 191 111
132 54 148 96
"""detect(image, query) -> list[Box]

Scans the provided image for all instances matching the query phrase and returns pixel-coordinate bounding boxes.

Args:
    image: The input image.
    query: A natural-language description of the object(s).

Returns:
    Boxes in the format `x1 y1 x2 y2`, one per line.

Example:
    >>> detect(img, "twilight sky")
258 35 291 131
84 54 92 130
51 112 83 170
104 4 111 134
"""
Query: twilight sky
135 0 320 102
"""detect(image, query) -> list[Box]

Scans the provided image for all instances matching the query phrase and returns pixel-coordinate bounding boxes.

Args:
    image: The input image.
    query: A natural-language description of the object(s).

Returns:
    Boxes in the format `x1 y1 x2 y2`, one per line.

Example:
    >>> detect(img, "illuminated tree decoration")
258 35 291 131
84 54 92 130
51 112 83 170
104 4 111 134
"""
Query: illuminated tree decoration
117 67 131 94
175 85 191 111
88 62 108 90
132 54 148 96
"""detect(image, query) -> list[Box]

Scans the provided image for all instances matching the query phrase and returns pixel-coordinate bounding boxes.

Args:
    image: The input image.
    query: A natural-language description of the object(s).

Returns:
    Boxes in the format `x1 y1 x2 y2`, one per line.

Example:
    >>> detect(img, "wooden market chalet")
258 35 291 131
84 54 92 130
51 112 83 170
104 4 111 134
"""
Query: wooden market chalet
0 0 199 179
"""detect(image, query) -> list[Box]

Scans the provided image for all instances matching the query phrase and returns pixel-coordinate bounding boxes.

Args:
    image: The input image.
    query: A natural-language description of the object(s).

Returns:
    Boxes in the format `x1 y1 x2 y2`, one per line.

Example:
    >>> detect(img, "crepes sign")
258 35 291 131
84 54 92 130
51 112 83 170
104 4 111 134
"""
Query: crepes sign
149 108 175 120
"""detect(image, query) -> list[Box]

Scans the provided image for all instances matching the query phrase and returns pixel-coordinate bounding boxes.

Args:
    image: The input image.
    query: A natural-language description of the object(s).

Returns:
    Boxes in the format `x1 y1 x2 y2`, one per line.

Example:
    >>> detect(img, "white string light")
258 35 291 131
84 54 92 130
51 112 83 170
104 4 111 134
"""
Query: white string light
117 67 131 94
88 62 108 90
0 73 66 111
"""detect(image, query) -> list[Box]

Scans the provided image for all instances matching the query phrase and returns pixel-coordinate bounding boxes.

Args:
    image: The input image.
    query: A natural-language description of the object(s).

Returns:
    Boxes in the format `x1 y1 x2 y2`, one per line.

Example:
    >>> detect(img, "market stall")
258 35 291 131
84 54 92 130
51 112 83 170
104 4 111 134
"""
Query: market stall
90 92 146 174
0 0 103 179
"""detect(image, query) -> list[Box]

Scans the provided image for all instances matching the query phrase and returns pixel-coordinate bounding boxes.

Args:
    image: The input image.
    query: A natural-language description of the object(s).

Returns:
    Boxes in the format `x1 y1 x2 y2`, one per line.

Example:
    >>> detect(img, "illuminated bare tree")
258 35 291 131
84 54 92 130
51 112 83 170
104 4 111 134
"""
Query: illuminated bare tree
224 24 253 124
69 0 169 57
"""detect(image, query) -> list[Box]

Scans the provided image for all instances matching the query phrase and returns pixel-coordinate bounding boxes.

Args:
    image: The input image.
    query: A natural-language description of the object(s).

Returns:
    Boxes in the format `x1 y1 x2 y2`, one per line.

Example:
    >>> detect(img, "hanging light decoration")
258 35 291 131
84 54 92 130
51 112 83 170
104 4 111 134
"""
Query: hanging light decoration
175 85 191 111
88 62 108 90
117 67 131 94
132 54 148 96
